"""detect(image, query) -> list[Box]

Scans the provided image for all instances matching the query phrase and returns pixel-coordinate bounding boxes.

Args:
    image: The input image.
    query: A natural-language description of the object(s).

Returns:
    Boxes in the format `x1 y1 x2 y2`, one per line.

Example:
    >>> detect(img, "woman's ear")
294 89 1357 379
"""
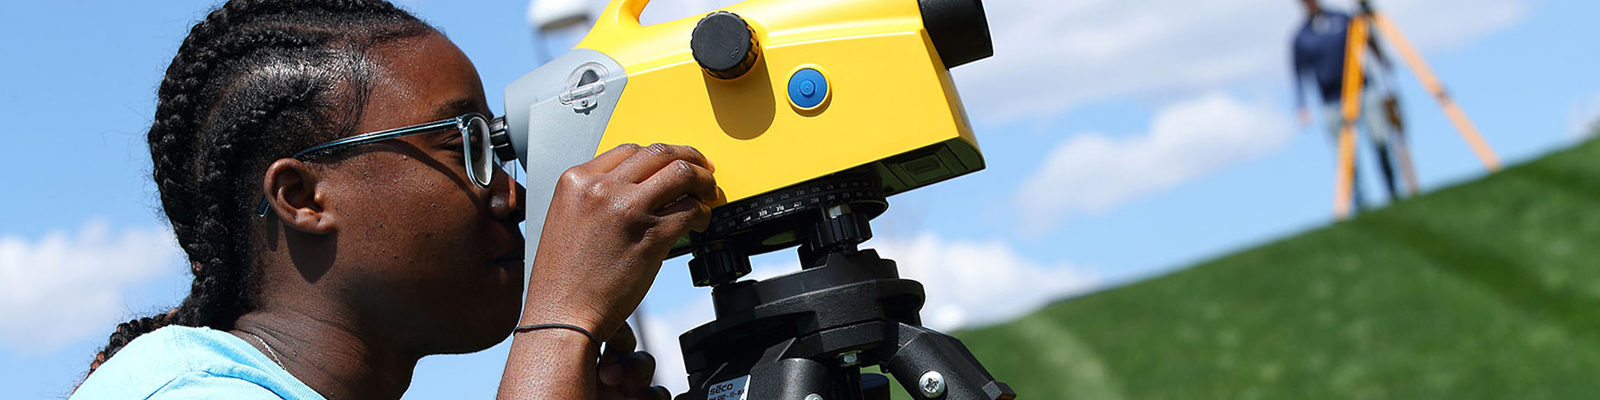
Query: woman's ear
262 159 336 234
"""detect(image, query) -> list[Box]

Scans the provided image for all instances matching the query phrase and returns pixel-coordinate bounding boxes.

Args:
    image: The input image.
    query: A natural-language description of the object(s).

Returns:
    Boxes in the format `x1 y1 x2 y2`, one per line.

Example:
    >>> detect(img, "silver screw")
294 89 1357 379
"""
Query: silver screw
826 204 851 219
918 371 947 398
804 394 823 400
838 351 860 367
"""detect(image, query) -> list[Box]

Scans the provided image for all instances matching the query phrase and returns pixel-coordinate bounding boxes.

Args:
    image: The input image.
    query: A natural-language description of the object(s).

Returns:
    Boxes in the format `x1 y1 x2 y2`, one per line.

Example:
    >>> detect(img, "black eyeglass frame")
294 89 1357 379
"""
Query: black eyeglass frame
253 112 504 217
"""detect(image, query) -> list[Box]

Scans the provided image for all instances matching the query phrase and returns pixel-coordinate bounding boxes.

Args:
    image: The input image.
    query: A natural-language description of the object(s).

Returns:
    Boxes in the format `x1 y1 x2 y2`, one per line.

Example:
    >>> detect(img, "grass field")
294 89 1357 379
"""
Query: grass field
931 138 1600 399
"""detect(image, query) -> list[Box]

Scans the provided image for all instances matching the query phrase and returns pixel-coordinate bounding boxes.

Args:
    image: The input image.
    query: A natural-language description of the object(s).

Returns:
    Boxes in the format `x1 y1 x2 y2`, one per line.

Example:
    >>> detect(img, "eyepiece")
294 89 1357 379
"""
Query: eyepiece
918 0 993 69
487 116 516 163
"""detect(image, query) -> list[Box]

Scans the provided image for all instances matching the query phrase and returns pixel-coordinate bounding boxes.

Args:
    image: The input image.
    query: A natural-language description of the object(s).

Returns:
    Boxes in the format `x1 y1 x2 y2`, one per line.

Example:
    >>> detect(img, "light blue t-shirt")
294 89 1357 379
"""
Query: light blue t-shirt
71 326 325 400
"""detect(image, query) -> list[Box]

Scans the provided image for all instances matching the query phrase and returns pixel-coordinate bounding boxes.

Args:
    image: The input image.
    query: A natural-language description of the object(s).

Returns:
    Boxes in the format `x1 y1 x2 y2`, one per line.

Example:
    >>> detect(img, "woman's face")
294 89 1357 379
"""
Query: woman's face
317 32 525 354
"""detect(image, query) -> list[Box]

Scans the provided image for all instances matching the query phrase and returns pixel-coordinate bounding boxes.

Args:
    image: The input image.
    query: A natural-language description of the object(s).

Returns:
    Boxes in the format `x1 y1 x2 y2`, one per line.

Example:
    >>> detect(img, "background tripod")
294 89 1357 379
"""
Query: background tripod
1332 0 1503 218
671 171 1015 400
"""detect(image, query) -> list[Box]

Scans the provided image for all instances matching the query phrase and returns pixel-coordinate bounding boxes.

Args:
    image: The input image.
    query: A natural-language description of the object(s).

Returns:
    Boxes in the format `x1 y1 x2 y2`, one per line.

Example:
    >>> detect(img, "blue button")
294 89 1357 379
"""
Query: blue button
787 68 828 109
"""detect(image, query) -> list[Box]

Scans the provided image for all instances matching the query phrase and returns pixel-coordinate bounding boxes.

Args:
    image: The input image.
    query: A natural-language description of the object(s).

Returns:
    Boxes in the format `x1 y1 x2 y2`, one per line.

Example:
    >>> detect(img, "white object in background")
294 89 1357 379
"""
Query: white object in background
529 0 593 32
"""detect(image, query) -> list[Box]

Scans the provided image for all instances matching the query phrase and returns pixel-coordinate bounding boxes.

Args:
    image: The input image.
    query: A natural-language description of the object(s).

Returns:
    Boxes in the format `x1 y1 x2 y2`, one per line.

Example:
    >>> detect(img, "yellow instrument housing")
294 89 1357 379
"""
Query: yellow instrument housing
500 0 990 261
578 0 984 203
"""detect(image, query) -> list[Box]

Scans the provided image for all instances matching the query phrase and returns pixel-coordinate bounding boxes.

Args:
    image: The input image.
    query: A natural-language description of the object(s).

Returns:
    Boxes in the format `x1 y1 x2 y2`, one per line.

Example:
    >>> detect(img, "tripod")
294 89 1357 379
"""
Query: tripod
1331 0 1503 219
672 172 1015 400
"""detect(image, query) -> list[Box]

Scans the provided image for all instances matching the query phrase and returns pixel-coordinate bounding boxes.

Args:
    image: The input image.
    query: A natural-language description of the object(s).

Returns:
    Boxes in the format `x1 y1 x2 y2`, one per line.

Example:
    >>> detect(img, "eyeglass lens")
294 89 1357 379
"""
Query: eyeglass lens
466 116 494 187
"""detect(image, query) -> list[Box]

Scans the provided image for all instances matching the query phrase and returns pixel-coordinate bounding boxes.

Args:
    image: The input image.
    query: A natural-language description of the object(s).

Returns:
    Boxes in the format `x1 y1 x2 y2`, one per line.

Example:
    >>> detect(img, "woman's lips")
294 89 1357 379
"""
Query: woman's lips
491 248 525 270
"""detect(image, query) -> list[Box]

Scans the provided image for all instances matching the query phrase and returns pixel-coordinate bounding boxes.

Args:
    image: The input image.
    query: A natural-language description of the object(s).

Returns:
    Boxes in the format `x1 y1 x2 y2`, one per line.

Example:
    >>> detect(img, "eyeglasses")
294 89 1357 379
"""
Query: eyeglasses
254 112 505 217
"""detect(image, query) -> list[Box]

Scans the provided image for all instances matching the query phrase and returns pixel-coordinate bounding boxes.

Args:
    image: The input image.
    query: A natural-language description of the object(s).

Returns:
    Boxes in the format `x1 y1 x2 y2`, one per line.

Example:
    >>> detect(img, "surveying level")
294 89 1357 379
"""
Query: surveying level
492 0 1012 398
1332 0 1502 218
496 0 992 257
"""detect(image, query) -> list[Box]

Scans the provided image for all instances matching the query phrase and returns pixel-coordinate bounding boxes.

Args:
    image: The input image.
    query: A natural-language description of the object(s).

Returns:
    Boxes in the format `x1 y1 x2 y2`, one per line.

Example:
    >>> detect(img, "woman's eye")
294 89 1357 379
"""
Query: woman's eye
441 138 466 153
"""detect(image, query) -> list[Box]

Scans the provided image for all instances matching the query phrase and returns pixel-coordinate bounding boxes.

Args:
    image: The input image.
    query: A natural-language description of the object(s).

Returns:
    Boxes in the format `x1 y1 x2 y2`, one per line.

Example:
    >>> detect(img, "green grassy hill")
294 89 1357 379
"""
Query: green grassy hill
951 138 1600 399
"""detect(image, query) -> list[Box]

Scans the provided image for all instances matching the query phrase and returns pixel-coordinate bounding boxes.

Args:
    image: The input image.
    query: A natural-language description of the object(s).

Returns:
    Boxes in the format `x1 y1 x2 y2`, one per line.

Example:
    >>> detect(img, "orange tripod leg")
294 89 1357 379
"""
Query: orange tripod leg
1371 13 1502 171
1335 17 1370 220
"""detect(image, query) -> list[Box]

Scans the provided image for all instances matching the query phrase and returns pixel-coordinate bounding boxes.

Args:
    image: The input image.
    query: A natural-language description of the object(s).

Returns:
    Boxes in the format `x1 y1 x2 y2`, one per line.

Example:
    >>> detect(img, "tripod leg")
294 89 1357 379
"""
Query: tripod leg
1335 16 1369 220
749 356 833 400
1393 131 1421 196
675 336 835 400
883 323 1015 400
1335 118 1361 218
1370 12 1502 171
1375 142 1400 202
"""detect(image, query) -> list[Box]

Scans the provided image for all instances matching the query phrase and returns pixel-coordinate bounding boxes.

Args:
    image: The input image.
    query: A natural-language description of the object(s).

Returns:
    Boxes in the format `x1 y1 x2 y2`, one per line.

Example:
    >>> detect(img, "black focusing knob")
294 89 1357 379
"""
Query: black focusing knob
691 11 761 80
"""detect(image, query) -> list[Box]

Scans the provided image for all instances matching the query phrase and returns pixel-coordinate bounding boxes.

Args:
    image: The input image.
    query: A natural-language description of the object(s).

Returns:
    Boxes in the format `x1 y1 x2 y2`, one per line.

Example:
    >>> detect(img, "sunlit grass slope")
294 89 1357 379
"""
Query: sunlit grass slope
945 137 1600 399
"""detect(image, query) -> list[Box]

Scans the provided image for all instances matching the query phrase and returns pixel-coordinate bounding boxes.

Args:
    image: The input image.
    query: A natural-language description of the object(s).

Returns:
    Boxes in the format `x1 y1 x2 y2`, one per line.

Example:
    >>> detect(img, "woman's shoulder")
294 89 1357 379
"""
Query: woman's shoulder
70 326 324 400
77 372 285 400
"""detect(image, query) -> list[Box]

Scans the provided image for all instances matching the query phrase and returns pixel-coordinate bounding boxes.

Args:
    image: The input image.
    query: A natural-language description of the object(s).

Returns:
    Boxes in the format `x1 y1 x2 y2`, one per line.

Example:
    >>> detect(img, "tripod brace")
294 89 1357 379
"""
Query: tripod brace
673 173 1015 400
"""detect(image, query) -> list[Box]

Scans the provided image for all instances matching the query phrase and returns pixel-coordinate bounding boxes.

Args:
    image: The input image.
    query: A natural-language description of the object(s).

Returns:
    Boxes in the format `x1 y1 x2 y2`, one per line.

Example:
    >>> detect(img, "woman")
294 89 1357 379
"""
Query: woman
70 1 720 399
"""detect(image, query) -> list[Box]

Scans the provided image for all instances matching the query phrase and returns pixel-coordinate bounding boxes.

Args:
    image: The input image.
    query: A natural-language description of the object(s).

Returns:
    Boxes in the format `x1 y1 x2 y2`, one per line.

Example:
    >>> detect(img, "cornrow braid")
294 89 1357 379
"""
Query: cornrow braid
87 313 172 372
85 0 433 377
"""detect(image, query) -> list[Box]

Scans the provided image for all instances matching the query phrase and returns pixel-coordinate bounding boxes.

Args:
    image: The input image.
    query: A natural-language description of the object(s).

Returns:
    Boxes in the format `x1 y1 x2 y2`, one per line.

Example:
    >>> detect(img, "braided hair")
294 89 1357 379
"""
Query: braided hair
86 0 433 375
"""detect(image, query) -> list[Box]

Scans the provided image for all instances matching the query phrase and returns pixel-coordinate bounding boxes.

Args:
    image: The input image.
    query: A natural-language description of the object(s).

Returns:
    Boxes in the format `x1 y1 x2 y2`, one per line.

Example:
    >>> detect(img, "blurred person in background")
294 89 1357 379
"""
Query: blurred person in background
1292 0 1405 210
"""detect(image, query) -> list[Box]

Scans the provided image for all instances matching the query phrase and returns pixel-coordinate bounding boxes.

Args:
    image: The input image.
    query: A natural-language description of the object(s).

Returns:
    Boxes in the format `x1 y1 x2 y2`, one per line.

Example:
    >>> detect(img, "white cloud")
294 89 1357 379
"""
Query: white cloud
1016 93 1293 232
868 233 1099 330
0 221 182 353
954 0 1529 124
642 233 1097 394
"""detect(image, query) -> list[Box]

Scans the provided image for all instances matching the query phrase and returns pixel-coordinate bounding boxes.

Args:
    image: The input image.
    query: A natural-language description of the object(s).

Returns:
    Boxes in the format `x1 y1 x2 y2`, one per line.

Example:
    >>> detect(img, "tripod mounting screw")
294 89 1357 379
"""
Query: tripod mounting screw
919 371 948 398
838 350 861 367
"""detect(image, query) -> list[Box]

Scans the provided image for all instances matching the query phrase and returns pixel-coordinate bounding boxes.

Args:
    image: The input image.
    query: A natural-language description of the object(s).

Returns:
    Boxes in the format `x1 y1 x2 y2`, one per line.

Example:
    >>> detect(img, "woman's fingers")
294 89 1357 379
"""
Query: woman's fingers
617 351 656 393
582 143 646 174
611 143 713 183
630 154 718 237
639 160 721 212
653 196 713 235
599 323 639 386
601 322 637 363
639 386 671 400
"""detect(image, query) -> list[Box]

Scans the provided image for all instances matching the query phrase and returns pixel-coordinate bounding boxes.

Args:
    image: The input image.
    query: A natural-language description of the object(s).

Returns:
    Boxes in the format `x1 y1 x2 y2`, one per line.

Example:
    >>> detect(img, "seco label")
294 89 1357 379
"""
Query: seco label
707 375 750 400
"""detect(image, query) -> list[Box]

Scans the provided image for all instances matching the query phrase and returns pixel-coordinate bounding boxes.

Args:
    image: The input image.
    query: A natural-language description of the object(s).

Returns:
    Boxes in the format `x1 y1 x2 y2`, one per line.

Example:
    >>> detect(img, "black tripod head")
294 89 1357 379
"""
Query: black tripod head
674 171 1015 400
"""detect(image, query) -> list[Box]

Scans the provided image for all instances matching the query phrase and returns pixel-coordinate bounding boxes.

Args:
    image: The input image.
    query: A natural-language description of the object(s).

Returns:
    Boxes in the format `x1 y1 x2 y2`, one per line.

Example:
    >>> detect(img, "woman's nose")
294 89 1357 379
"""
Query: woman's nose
489 175 526 223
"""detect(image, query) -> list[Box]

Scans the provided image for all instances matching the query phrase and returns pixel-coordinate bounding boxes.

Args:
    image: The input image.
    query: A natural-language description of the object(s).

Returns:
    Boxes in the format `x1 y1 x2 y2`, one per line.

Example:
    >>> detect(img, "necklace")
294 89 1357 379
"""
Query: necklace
241 331 285 369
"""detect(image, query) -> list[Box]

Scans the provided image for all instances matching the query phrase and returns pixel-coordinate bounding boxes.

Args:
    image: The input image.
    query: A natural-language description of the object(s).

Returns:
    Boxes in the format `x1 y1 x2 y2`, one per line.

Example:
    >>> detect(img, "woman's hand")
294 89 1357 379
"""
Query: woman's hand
500 143 715 399
522 143 723 342
597 324 669 400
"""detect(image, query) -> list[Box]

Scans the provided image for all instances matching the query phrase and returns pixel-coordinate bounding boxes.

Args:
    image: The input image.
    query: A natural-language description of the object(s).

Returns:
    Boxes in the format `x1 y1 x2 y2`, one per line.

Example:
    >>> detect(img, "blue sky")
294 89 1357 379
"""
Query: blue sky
1 0 1596 398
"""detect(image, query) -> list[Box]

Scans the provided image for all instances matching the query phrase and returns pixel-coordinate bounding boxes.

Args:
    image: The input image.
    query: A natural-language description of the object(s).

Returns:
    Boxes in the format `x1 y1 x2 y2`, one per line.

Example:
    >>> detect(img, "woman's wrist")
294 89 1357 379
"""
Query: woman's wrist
514 323 600 351
512 324 601 356
498 321 602 399
520 292 613 342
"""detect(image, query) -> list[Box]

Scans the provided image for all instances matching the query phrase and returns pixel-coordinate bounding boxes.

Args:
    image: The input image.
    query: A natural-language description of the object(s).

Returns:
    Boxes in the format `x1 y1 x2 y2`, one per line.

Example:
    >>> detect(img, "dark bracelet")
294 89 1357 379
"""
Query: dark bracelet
514 323 601 349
